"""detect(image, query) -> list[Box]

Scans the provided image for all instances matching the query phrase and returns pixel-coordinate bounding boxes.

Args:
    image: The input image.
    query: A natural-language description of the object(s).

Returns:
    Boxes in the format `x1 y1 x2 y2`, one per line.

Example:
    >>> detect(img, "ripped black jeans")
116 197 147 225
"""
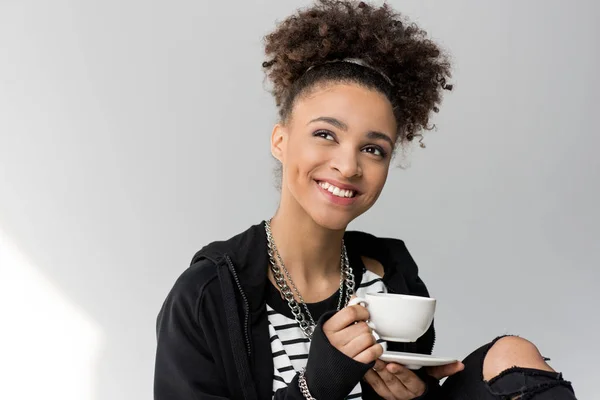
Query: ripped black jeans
440 336 576 399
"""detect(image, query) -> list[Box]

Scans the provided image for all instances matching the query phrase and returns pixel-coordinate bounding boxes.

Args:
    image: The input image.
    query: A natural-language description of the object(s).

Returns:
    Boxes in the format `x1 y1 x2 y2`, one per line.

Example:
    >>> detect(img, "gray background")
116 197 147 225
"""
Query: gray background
1 1 598 399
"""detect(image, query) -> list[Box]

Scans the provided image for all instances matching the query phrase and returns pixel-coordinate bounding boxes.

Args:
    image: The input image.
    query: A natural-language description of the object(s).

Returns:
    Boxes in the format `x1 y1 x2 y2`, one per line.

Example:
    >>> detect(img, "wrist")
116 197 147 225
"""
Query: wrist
411 370 441 400
304 311 374 399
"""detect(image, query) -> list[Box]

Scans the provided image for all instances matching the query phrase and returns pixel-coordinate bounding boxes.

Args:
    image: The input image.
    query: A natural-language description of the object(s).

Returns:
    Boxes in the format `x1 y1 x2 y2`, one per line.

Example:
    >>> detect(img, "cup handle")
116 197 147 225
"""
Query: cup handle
347 297 377 331
347 296 368 308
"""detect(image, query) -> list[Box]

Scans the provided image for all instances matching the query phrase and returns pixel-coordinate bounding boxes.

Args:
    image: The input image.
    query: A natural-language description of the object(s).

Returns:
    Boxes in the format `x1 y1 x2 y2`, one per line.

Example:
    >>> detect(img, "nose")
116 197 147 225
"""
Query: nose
331 147 362 178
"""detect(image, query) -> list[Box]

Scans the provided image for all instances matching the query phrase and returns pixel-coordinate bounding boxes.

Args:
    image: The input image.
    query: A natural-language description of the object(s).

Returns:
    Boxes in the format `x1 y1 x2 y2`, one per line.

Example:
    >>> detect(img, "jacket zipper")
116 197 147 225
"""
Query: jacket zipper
225 255 252 357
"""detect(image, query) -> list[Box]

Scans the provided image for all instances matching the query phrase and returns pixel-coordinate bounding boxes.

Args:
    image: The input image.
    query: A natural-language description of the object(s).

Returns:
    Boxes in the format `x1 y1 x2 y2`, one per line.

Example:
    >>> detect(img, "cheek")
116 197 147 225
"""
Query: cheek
365 165 390 197
286 139 327 176
379 168 390 186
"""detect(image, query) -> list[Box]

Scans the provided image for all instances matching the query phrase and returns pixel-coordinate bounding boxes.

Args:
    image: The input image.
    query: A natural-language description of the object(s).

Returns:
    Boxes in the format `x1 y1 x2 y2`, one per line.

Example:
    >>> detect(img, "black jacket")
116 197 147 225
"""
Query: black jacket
154 222 440 400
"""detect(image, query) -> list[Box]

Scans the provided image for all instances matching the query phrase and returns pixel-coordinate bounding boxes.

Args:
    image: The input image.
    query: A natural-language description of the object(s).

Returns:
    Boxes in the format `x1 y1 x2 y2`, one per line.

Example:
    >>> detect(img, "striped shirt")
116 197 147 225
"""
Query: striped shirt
267 266 387 399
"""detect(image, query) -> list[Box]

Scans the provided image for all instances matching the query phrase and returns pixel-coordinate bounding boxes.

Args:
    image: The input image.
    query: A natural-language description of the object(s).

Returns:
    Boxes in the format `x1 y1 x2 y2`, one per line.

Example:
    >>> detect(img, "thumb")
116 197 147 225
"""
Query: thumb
426 361 464 380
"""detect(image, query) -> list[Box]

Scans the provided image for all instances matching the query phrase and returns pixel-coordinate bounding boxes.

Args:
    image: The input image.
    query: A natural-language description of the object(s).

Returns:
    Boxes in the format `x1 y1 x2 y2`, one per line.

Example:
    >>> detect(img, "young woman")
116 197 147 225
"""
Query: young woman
154 1 576 399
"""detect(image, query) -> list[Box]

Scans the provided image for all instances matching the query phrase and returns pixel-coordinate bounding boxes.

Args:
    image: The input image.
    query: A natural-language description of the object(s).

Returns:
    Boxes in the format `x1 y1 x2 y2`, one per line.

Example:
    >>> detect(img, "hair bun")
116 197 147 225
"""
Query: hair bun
262 0 452 147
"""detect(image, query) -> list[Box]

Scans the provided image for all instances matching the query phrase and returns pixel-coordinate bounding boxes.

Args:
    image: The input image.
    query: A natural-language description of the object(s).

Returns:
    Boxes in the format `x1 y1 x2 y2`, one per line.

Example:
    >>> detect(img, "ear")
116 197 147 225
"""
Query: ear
270 123 287 163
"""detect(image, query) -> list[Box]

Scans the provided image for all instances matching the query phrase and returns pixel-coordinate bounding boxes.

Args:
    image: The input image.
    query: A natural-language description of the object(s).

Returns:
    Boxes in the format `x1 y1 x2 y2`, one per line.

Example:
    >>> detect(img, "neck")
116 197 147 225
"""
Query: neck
269 208 345 284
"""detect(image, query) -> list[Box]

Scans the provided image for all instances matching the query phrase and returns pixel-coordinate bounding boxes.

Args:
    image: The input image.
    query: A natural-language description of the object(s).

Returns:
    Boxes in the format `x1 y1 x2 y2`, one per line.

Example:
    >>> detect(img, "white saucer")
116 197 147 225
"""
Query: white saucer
379 351 457 370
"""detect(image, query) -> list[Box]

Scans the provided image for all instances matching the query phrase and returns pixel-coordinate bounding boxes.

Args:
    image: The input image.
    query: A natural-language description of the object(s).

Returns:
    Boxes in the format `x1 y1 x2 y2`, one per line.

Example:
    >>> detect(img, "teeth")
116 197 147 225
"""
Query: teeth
319 181 355 198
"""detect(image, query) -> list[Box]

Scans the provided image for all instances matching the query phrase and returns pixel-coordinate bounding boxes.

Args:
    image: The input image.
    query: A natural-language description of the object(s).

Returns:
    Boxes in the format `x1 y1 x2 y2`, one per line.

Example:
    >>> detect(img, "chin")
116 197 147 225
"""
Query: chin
309 209 356 231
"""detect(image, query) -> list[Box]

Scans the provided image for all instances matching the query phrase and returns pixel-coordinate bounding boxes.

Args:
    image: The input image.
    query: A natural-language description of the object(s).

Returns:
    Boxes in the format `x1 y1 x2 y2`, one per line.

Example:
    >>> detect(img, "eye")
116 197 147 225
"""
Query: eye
362 146 387 158
313 130 336 141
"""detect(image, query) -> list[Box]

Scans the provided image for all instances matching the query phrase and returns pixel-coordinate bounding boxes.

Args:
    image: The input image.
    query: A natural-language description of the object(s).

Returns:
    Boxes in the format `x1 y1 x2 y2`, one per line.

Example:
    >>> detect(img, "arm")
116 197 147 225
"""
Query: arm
273 311 377 400
154 277 231 399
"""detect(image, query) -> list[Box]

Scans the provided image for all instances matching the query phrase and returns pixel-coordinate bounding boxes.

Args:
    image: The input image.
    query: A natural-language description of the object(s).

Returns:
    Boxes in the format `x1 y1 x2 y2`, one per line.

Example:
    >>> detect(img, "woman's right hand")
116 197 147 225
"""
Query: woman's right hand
322 304 383 364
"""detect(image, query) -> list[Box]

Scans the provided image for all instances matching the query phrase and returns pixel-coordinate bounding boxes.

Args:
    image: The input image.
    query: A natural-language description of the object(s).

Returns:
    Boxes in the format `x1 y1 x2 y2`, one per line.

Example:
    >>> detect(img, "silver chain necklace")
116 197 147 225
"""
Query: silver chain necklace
265 219 355 339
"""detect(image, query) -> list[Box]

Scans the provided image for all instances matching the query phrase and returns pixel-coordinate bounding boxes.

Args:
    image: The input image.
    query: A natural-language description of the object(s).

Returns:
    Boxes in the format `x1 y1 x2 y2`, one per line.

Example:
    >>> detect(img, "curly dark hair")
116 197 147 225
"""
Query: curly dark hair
262 0 452 148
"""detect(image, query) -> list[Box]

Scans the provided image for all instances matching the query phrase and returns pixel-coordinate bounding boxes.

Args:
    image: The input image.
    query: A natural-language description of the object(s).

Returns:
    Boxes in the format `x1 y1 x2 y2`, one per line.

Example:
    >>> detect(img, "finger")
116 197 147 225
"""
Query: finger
426 361 465 380
375 364 415 398
323 305 370 332
363 369 394 400
332 321 372 347
385 363 426 397
341 331 377 359
354 342 384 364
373 359 387 372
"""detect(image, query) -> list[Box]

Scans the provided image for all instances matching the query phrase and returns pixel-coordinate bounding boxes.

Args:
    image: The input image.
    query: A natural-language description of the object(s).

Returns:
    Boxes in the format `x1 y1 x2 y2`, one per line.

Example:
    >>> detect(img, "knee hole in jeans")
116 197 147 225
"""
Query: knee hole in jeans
482 336 555 382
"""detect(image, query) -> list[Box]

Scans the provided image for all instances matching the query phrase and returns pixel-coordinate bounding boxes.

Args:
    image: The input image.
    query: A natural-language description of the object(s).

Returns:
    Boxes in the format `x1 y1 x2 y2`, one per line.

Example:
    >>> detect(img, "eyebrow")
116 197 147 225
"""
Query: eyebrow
308 116 394 148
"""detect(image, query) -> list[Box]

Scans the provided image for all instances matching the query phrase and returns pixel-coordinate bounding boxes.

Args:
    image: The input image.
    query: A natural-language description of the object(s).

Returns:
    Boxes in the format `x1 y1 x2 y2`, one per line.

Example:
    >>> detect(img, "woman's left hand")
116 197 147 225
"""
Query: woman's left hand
363 360 464 400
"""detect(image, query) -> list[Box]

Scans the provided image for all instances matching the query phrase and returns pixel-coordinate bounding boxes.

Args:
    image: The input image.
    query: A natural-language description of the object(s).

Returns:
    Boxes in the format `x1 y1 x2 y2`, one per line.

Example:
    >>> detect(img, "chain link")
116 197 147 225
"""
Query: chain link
265 219 354 339
298 368 317 400
271 238 317 329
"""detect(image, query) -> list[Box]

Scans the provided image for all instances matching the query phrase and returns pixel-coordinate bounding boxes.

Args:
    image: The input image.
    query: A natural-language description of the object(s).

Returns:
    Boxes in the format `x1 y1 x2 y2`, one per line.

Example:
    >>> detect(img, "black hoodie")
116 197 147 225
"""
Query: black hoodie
154 222 440 400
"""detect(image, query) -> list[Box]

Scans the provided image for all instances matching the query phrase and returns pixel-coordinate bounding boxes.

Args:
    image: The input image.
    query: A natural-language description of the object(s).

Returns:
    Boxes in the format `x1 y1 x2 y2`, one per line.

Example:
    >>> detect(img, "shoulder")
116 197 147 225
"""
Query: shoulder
346 229 426 282
361 256 385 277
176 257 220 294
345 230 415 272
161 221 267 314
345 230 409 253
160 257 221 319
346 230 430 297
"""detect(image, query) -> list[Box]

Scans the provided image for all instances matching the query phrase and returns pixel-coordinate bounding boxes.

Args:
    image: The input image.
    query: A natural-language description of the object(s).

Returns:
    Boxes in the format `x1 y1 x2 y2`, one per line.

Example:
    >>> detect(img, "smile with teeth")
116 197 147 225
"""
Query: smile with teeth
318 181 357 198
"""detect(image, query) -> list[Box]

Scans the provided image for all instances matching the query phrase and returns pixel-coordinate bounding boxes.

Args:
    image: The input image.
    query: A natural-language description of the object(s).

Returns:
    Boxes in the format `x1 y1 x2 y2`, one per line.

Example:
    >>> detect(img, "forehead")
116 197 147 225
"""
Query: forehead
289 82 397 134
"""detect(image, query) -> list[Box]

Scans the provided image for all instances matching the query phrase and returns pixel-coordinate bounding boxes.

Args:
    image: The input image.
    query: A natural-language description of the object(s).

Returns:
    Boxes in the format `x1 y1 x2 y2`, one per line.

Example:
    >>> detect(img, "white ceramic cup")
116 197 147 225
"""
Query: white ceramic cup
347 293 436 342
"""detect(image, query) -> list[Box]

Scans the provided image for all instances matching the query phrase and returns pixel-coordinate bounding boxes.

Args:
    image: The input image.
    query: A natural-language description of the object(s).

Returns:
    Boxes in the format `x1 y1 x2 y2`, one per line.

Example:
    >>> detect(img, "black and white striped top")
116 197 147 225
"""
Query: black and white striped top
267 266 387 399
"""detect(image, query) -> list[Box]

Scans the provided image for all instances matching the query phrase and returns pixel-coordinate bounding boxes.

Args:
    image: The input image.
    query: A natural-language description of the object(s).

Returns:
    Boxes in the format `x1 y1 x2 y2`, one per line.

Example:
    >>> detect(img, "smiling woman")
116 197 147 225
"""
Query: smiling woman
153 1 577 400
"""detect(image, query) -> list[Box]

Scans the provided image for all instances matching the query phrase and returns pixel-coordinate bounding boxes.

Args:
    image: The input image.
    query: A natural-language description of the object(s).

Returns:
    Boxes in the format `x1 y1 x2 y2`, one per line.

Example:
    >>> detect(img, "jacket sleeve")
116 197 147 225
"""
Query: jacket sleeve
273 311 375 400
154 275 231 400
